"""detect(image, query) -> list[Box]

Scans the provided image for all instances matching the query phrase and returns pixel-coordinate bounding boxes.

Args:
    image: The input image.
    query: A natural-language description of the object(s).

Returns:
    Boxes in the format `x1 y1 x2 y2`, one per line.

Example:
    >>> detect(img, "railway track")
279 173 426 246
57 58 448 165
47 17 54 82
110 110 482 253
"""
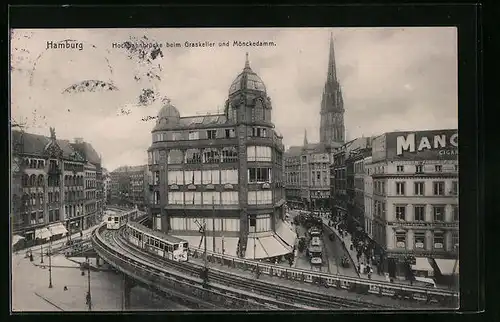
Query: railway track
113 227 391 310
98 228 301 310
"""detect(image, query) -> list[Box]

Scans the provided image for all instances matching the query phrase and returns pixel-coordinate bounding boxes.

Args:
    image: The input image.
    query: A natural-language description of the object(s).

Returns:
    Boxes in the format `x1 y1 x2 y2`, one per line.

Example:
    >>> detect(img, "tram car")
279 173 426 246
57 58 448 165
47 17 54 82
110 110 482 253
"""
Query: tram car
106 211 129 230
125 221 189 262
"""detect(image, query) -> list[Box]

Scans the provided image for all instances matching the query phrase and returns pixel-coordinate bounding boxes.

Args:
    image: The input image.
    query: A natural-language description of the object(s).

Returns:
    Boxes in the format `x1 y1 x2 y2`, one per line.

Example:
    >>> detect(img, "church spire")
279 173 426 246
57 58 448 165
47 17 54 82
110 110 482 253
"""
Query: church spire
303 129 308 146
327 33 337 83
244 52 251 70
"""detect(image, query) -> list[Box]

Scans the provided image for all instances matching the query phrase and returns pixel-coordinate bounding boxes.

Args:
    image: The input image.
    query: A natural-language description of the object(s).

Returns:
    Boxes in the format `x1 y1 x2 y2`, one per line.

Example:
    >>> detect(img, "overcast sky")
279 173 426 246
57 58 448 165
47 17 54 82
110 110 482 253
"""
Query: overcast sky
11 27 457 171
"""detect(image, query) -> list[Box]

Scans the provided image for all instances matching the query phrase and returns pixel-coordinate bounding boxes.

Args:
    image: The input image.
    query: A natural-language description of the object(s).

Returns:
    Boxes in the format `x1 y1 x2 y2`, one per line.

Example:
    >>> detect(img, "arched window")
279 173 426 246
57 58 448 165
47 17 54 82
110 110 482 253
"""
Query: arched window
37 174 44 186
22 174 29 186
29 174 36 186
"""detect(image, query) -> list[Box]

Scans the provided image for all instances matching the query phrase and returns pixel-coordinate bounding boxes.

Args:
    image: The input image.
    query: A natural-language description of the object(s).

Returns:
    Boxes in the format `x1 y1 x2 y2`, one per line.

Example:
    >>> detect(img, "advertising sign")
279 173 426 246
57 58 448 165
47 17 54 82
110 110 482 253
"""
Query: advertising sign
371 129 458 162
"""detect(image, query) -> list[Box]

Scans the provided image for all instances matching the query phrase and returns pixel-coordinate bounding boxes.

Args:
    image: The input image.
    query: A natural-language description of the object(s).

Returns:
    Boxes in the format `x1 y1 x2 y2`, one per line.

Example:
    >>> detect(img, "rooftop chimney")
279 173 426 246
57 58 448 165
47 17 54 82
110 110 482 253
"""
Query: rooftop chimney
74 137 84 144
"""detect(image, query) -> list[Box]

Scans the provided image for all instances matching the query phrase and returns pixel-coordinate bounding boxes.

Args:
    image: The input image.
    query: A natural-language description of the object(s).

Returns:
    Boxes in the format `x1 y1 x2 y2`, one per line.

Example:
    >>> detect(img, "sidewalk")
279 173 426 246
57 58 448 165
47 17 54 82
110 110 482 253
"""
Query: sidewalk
20 224 100 255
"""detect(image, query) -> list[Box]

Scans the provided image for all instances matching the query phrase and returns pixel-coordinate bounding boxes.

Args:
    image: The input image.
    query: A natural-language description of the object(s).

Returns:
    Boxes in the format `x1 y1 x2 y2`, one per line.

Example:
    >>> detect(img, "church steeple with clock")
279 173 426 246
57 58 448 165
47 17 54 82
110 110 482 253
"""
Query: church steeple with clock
319 34 345 145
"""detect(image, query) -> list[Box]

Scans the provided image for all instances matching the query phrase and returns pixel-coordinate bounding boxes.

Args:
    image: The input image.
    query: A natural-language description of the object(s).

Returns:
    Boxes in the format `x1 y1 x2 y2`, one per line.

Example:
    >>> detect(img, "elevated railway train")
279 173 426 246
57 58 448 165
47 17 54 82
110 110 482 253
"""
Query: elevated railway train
106 208 140 230
125 221 189 262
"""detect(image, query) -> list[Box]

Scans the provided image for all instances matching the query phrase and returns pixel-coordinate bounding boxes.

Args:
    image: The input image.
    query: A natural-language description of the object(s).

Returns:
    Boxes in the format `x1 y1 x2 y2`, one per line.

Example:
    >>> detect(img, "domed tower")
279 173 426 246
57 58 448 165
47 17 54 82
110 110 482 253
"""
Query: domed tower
225 53 273 125
153 97 181 131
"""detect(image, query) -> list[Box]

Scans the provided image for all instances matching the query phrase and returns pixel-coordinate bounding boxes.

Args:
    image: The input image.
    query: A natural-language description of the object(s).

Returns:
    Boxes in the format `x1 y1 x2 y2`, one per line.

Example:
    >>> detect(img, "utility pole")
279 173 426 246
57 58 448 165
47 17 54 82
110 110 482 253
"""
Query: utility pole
86 257 92 311
48 241 53 288
212 196 216 253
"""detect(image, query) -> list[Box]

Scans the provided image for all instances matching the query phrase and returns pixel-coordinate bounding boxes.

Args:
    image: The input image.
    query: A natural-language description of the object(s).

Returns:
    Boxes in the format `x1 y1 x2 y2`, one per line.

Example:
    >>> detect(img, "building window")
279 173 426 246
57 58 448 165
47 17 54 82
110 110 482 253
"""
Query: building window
221 191 238 205
435 165 442 172
247 190 273 205
202 148 220 164
433 181 445 195
414 205 425 221
395 231 406 248
451 231 459 249
188 131 199 140
395 205 406 221
415 165 424 173
395 182 405 195
451 181 458 195
247 146 272 162
206 130 217 139
220 169 238 184
221 147 238 163
433 205 445 221
202 170 219 185
153 171 160 185
433 231 444 249
396 165 404 173
414 232 425 249
225 129 236 138
414 182 425 196
185 149 202 164
167 149 184 164
248 168 271 183
249 215 257 233
454 164 459 172
453 206 459 221
252 127 267 137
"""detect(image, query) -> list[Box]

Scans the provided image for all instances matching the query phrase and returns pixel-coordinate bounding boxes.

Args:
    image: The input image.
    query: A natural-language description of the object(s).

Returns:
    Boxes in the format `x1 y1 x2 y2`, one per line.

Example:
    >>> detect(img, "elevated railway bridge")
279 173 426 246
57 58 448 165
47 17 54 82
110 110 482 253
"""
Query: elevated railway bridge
89 209 459 310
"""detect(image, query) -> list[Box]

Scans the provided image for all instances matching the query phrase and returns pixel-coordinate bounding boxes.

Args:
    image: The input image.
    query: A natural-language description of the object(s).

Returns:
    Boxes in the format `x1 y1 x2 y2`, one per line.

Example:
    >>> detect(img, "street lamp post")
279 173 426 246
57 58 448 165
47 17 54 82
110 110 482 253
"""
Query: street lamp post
86 257 92 311
212 196 216 253
48 241 53 288
40 243 44 264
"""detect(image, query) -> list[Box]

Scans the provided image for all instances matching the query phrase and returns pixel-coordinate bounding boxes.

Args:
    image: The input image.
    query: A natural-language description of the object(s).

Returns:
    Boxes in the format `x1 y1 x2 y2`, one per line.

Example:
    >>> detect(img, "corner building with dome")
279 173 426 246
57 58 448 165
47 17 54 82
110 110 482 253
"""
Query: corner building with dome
147 54 296 260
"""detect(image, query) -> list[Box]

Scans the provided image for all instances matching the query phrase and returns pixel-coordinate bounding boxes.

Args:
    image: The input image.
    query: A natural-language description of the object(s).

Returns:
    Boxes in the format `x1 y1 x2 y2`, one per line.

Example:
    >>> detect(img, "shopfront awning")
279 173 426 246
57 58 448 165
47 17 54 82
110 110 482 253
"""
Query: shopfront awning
48 223 68 236
35 227 52 240
12 234 25 246
245 237 268 260
275 221 297 248
411 257 434 272
434 259 459 275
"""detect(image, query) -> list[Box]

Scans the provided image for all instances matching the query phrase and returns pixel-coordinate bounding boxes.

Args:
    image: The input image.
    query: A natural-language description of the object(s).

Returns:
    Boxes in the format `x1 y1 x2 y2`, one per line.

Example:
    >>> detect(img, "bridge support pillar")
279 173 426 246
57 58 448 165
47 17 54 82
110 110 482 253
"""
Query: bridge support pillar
121 273 135 310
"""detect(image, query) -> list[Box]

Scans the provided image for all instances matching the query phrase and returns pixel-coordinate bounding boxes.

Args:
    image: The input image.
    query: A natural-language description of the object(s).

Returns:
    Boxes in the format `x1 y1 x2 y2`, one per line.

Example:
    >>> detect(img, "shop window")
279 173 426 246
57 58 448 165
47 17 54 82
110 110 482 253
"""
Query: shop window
433 231 444 249
414 232 425 249
395 232 406 249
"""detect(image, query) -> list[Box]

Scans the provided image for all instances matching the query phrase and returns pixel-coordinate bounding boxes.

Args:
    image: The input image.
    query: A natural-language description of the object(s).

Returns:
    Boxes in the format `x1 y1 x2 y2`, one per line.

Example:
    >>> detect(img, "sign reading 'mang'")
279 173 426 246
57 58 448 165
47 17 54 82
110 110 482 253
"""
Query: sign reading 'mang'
381 129 458 161
396 132 458 155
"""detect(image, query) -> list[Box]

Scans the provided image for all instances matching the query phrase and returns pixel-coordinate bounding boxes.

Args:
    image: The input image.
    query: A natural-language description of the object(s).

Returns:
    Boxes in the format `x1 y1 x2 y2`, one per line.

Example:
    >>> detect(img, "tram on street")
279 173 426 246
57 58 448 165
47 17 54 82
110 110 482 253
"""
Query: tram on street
125 221 189 262
307 236 323 265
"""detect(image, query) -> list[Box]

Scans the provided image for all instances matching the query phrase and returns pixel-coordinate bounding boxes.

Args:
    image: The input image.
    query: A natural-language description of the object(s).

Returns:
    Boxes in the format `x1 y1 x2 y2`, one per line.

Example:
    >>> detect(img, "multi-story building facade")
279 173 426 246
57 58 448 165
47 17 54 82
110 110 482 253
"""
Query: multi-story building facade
84 162 97 229
147 54 293 260
363 156 374 239
331 137 371 226
109 165 149 208
11 128 102 242
102 168 111 205
285 35 344 209
71 137 103 229
370 129 459 278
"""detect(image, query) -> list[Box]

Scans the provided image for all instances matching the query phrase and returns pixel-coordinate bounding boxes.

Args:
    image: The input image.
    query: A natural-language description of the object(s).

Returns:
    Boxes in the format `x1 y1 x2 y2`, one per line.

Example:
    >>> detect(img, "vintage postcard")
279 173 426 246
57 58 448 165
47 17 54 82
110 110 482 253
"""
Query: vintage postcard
10 27 458 311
